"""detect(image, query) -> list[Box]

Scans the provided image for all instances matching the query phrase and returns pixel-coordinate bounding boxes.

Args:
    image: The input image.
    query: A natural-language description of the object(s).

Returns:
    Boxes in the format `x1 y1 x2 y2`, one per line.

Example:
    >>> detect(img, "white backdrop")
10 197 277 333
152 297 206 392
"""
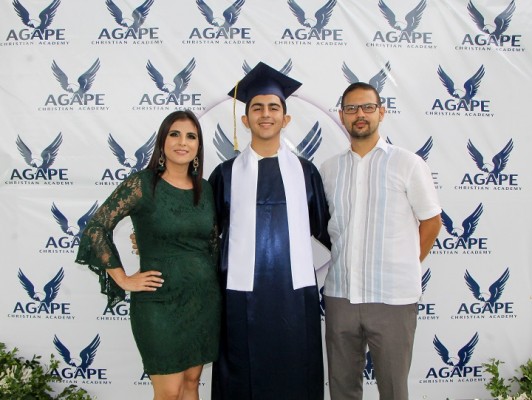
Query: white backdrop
1 0 531 399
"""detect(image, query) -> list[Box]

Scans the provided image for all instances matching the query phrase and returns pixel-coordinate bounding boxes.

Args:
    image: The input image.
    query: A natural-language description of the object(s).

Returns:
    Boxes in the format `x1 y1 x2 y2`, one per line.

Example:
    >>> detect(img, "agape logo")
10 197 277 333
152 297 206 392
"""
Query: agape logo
335 61 398 114
9 268 73 319
370 0 435 49
459 0 522 51
429 65 493 117
432 203 491 255
438 65 484 103
454 268 515 319
196 0 244 30
213 118 323 163
385 136 440 189
18 268 63 306
386 136 433 161
467 139 512 177
42 201 99 254
8 133 70 185
99 294 130 321
466 268 509 307
458 139 520 191
6 0 68 44
418 268 438 321
134 370 152 386
97 132 156 186
51 334 109 383
318 286 325 317
278 0 344 45
106 0 153 33
442 204 483 240
94 0 162 45
41 59 108 112
468 0 514 39
136 58 204 111
186 0 253 45
423 333 483 383
363 351 376 384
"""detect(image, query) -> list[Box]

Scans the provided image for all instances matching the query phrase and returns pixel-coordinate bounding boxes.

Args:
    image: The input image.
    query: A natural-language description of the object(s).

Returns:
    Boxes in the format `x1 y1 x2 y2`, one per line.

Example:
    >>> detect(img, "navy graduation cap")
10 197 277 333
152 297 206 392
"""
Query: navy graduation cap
228 61 302 104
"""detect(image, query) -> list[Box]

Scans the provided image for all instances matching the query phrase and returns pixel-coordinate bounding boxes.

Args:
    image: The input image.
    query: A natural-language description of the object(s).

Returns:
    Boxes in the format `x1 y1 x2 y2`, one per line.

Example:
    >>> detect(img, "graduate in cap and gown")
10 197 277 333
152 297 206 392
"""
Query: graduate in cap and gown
208 62 331 400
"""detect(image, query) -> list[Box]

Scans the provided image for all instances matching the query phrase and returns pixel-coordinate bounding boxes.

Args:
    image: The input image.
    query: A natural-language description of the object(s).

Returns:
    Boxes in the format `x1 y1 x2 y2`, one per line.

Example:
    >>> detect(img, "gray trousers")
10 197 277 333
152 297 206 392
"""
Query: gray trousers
324 296 417 400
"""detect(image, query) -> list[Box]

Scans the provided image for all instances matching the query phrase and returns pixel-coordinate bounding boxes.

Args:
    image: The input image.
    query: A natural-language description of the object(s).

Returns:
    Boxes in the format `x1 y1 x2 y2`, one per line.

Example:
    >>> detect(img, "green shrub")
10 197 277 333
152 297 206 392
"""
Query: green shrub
483 358 532 400
0 342 93 400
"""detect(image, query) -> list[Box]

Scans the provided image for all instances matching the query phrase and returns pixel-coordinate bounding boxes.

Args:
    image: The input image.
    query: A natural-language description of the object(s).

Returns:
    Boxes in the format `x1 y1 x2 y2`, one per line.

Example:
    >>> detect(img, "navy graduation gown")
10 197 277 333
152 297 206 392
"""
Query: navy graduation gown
209 156 330 400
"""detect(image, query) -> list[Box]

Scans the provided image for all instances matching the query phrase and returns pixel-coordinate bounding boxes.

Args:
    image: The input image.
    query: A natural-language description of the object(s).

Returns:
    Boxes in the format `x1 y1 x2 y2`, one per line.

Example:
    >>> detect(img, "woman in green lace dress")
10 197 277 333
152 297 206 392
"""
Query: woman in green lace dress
75 110 221 400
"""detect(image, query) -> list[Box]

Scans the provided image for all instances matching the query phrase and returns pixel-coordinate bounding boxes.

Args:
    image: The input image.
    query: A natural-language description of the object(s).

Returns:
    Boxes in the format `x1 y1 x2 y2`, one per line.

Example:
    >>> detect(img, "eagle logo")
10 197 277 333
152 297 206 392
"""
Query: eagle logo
105 0 154 32
386 136 433 162
437 65 485 103
213 121 322 163
243 59 293 75
433 333 479 368
53 335 101 372
421 268 431 294
17 268 64 306
51 201 99 238
464 268 510 307
213 124 240 162
378 0 426 34
319 286 325 316
52 59 101 96
468 0 515 40
283 121 323 162
364 351 374 377
13 0 60 31
146 58 196 99
441 203 483 241
108 132 156 174
467 139 513 178
287 0 336 32
16 133 62 171
342 61 391 94
196 0 245 31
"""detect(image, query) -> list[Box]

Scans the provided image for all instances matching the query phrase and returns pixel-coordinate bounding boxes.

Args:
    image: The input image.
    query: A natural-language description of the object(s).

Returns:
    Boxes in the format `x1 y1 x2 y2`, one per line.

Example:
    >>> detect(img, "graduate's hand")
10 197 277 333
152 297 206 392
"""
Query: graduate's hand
130 232 139 255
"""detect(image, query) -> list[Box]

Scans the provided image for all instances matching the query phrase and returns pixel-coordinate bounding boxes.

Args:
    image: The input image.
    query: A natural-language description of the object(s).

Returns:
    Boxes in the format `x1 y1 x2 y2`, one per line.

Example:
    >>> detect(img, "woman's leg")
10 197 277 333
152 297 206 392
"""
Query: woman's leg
182 365 203 400
151 372 183 400
150 365 203 400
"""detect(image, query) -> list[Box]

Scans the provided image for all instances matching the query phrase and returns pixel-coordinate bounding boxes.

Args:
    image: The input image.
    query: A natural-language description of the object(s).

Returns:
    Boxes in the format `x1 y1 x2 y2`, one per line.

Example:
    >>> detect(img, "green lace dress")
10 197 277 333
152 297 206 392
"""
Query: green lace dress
75 169 221 375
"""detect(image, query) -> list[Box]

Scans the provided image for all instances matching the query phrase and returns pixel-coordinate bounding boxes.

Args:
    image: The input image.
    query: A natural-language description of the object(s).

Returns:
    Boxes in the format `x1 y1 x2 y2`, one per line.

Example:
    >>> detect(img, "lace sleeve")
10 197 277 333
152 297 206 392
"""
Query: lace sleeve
75 172 145 306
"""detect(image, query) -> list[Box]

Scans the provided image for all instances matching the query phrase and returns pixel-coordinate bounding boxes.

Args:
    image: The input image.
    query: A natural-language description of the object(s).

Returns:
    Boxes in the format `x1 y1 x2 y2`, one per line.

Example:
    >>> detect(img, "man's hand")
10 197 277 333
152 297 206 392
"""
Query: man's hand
419 214 442 262
130 232 139 255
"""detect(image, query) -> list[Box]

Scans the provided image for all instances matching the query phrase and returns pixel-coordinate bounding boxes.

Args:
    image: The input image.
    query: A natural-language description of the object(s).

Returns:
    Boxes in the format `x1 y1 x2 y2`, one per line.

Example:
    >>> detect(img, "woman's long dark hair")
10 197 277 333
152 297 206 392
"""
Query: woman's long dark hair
146 110 204 205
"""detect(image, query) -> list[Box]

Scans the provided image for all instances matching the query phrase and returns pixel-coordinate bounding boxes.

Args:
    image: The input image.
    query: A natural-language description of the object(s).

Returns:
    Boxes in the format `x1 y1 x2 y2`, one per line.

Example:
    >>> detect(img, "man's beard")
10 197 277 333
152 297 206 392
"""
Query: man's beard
348 120 373 139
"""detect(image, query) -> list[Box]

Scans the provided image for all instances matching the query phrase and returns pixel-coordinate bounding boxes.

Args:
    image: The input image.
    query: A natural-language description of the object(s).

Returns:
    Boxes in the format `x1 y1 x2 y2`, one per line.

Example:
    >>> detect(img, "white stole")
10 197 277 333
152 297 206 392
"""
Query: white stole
227 143 315 291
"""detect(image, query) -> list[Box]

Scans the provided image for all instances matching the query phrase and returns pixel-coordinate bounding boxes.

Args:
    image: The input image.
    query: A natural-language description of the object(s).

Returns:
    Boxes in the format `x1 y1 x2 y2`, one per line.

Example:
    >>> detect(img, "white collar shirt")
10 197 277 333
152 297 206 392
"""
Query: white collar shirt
320 138 441 305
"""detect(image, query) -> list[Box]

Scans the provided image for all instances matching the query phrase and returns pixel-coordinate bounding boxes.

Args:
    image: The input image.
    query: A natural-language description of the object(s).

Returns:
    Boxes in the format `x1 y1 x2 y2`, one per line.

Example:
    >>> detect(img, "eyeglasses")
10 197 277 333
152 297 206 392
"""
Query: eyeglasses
341 103 380 114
